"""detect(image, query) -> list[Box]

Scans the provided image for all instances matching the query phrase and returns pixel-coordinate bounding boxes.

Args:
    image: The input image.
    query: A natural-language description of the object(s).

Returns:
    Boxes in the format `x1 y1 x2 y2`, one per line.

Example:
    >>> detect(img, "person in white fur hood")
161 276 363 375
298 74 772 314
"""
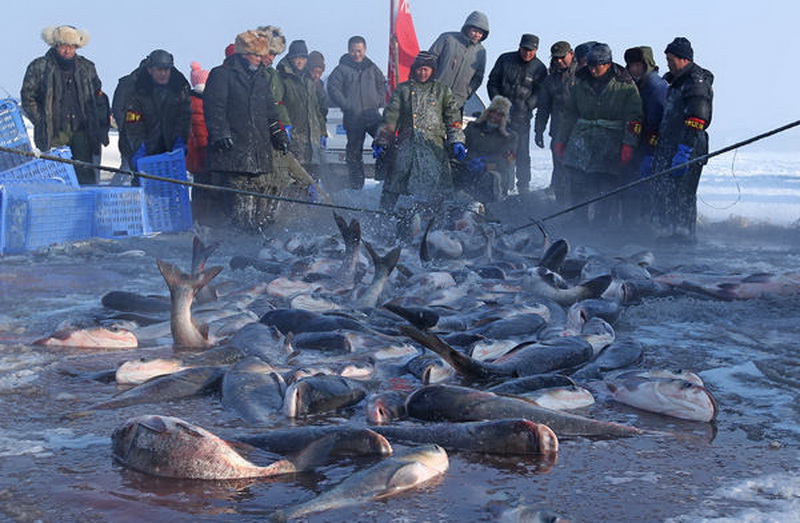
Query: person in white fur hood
21 25 109 184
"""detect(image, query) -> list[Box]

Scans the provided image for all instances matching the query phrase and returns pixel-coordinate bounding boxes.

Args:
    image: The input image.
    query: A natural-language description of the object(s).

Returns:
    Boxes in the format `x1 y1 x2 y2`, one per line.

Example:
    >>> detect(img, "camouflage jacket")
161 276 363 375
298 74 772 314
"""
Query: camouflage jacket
21 47 109 152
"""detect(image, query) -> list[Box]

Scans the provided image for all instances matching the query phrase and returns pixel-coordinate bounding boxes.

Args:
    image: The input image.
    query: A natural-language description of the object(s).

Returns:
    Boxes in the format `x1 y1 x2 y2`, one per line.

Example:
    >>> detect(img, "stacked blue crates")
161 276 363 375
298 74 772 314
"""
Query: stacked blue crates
137 149 192 233
0 99 33 171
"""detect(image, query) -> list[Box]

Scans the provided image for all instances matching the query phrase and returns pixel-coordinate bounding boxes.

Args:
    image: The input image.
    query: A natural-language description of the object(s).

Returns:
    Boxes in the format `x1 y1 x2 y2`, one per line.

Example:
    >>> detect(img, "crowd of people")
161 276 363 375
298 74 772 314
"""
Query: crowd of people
20 14 713 241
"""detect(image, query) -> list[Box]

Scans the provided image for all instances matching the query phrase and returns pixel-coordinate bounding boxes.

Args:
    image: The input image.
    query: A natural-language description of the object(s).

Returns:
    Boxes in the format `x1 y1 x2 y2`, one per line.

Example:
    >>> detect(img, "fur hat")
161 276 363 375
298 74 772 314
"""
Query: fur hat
587 43 612 66
411 51 437 75
665 37 693 61
256 26 286 56
478 95 512 136
234 29 271 56
308 51 325 71
574 41 598 63
190 61 209 90
42 25 90 48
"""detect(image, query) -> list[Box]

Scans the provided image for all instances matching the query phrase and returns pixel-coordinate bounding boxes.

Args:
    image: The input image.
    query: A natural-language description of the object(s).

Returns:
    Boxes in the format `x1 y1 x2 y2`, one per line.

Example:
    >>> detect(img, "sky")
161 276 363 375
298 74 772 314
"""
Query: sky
2 0 797 151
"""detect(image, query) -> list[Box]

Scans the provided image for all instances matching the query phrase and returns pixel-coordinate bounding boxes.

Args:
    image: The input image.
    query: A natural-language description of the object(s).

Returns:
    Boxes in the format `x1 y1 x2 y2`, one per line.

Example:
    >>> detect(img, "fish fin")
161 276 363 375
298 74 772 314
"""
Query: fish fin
538 238 569 272
333 212 361 249
138 415 171 433
382 462 430 492
741 272 775 283
191 236 220 274
419 218 435 263
400 325 494 379
383 303 440 330
581 274 613 298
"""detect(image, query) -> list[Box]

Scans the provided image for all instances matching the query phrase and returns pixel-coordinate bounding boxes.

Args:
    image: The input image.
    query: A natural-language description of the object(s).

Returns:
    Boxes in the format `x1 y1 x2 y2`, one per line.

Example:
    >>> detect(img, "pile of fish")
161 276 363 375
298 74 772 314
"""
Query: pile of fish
46 209 777 519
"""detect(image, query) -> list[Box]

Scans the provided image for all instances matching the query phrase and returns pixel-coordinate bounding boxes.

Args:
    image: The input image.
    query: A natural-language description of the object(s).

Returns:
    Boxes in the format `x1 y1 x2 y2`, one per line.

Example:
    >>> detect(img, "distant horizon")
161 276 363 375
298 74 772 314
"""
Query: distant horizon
3 1 797 151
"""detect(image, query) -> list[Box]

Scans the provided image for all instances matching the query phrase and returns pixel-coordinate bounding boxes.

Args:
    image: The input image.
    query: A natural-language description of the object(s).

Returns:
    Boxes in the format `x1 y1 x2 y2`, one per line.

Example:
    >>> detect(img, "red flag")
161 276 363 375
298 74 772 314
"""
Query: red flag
388 0 420 93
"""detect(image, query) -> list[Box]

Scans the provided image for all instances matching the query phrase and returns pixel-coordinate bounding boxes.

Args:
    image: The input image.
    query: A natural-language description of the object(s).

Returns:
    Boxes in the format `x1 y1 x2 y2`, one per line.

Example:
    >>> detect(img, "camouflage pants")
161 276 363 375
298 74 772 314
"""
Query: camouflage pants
650 166 702 237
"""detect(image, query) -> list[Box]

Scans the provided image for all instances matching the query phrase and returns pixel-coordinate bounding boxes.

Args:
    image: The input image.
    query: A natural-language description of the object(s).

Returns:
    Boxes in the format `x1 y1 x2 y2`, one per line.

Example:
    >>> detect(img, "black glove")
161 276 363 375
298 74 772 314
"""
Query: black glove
269 121 289 153
534 133 545 149
213 137 234 151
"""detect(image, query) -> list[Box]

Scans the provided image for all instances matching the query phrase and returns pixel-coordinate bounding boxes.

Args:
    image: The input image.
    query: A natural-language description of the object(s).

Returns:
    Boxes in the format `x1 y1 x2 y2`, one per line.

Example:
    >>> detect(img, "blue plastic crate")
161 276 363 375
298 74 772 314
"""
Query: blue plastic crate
0 147 78 187
0 183 94 254
85 186 146 238
137 149 192 233
0 99 33 172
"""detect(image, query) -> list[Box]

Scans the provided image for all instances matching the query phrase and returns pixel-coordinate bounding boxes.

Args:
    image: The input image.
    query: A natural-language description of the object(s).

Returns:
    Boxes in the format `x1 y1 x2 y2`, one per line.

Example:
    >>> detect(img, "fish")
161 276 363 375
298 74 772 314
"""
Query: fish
537 238 569 273
115 357 186 385
405 384 644 438
487 374 576 395
100 290 171 313
260 309 369 335
239 426 392 457
90 366 225 410
518 385 596 411
283 375 370 418
604 377 718 422
498 506 572 523
333 212 362 287
221 356 286 424
353 242 402 310
226 322 292 366
382 302 441 330
111 415 296 479
191 236 221 304
156 259 224 349
569 338 644 382
523 268 612 306
274 444 449 521
372 418 558 455
365 390 409 424
655 271 800 301
405 353 454 384
401 326 594 379
609 368 704 386
33 324 138 349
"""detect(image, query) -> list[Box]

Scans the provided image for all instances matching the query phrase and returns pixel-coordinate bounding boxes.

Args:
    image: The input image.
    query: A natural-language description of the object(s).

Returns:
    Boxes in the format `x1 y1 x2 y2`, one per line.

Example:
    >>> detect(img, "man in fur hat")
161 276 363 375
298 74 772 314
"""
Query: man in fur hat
429 11 489 113
457 95 517 202
203 28 290 231
21 25 109 184
374 50 465 213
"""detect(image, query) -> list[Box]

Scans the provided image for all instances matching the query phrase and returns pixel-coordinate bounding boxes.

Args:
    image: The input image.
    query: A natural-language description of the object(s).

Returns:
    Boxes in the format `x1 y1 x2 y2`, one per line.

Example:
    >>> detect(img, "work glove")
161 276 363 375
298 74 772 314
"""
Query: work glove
670 144 693 177
172 137 187 155
554 142 565 158
284 125 293 143
213 137 234 151
534 133 545 149
130 143 146 171
308 184 319 202
639 155 654 178
467 156 486 173
621 144 635 165
269 121 290 153
320 136 327 149
372 142 386 159
452 142 467 161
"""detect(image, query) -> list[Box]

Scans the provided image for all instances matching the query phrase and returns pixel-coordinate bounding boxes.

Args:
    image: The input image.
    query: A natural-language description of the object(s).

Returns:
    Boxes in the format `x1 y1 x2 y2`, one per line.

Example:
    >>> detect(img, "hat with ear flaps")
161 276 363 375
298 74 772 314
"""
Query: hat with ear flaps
478 95 512 136
256 26 286 55
234 29 271 56
42 25 90 48
410 50 437 75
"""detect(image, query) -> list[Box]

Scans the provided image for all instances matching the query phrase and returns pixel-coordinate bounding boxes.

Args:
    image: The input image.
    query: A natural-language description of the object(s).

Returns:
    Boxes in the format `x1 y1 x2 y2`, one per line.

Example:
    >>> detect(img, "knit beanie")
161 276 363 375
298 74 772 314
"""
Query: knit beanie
190 61 209 90
665 37 693 61
308 51 325 71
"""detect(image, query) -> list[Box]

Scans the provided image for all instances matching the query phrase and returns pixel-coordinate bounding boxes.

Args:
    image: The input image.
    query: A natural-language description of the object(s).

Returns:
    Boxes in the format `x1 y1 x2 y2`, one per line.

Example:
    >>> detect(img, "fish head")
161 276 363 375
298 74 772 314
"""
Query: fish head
505 419 560 455
655 379 719 422
115 357 184 384
365 391 407 424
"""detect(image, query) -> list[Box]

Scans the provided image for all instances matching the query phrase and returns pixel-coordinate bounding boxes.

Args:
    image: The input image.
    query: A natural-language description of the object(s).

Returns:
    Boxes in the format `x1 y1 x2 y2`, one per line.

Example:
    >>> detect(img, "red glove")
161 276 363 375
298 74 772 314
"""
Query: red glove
554 142 565 158
621 144 635 165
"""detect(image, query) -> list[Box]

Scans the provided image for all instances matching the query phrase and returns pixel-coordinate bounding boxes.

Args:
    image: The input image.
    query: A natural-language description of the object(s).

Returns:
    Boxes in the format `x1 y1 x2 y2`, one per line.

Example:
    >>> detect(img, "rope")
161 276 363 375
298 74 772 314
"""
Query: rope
505 118 800 234
0 145 391 216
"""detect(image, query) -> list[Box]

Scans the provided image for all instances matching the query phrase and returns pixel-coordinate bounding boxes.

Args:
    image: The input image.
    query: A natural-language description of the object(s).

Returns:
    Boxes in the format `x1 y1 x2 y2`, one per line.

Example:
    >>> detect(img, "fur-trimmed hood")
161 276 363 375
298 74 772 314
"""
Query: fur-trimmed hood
42 25 89 48
477 95 511 136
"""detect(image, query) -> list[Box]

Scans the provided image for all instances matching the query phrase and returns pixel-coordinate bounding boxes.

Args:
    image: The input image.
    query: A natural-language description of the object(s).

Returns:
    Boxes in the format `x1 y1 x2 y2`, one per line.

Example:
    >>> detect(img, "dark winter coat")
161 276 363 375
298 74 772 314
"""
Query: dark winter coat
204 54 282 175
277 58 326 165
186 91 208 174
327 54 386 130
121 66 191 159
429 11 489 108
556 64 642 176
486 51 547 120
534 60 577 139
380 78 465 195
464 120 517 179
21 47 109 152
637 70 668 151
653 61 714 165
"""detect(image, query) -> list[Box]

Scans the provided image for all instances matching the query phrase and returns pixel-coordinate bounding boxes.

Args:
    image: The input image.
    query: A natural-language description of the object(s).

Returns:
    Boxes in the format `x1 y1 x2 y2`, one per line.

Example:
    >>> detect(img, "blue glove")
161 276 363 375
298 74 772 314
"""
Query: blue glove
639 155 653 178
670 144 692 177
172 137 187 155
130 143 146 171
308 184 319 202
372 142 386 159
452 142 467 161
467 156 486 173
320 136 327 149
284 125 293 143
